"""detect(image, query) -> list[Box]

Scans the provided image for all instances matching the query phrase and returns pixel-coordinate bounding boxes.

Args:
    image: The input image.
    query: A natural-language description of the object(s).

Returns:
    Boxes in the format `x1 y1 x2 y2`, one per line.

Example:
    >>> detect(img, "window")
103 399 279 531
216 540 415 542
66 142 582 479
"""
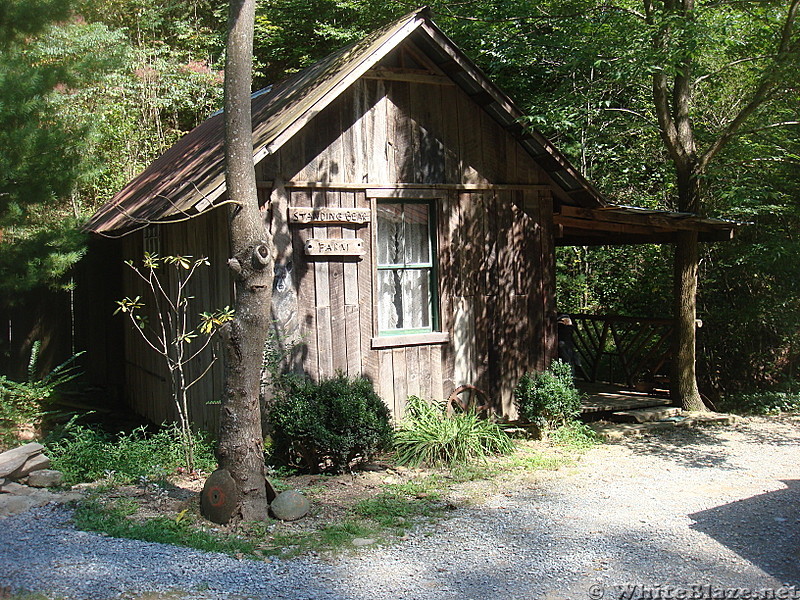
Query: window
143 224 160 255
376 201 437 335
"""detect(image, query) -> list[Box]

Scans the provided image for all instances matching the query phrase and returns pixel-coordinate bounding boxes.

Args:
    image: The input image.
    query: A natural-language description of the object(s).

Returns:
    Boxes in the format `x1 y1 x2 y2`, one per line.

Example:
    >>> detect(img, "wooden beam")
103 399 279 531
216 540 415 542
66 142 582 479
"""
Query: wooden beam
362 68 455 86
555 215 665 237
559 204 734 233
555 233 678 246
257 180 552 192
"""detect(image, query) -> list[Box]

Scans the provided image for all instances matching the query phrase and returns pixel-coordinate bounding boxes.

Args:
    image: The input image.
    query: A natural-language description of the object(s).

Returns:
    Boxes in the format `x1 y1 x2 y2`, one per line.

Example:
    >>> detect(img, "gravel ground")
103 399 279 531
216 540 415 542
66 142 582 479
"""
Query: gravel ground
1 415 799 600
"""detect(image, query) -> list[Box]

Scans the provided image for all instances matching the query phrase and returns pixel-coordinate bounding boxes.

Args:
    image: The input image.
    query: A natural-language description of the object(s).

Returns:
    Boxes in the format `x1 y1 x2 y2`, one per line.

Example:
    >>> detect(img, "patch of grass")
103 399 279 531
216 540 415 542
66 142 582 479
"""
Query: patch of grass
354 486 445 527
501 450 574 471
73 498 256 557
46 421 217 484
265 519 383 558
548 421 603 449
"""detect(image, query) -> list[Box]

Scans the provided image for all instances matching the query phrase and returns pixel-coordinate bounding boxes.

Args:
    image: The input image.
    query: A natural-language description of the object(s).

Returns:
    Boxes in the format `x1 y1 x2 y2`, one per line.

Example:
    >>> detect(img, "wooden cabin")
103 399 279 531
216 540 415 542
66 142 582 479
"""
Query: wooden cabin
86 9 735 430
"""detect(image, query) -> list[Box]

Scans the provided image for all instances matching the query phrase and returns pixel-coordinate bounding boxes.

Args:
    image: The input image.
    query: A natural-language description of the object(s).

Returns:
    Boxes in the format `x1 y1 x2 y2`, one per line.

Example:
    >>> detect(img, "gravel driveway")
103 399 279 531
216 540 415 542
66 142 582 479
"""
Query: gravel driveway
2 415 799 600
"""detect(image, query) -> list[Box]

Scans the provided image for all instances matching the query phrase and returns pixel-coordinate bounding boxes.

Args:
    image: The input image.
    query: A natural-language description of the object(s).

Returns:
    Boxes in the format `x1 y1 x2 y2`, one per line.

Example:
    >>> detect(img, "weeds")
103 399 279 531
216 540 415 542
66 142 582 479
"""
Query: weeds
74 498 256 557
393 396 515 467
549 421 603 449
46 421 216 484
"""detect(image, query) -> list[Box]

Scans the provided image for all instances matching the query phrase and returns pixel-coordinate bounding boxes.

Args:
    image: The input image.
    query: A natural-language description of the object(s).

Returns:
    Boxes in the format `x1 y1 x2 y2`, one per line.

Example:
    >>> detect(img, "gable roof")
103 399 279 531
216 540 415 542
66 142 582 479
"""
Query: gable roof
85 8 608 236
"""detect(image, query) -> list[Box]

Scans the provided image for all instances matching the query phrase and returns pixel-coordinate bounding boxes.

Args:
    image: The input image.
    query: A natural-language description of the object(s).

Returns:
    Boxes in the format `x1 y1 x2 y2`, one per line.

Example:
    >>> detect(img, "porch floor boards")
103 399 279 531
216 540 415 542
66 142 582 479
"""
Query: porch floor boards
579 382 672 414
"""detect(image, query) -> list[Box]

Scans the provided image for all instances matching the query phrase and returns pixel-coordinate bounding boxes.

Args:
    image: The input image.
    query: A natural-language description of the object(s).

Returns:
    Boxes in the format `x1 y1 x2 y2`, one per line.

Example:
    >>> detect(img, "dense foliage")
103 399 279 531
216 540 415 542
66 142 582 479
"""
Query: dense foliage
0 0 797 398
514 360 583 429
45 422 217 484
0 341 83 447
268 374 394 473
393 396 515 467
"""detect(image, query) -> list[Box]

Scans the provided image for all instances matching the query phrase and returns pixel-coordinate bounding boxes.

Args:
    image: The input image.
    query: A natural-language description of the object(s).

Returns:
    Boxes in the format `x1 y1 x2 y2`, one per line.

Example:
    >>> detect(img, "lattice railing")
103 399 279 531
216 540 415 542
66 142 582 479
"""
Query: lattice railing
566 314 675 389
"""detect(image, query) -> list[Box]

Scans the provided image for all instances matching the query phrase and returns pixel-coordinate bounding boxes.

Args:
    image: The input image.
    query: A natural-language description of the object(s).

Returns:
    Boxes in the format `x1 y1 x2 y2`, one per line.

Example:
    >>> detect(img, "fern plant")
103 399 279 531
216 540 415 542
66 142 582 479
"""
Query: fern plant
0 340 84 446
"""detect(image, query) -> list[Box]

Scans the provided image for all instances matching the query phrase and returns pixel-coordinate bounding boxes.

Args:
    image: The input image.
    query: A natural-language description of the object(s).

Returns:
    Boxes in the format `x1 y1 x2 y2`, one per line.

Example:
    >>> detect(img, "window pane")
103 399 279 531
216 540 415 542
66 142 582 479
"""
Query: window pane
378 270 403 330
404 204 430 265
402 269 430 330
377 204 403 265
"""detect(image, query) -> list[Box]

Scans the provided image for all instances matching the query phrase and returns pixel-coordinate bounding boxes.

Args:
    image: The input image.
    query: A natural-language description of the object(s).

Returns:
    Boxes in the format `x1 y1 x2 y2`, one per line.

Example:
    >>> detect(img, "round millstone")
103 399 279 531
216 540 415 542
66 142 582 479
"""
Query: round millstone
269 490 310 521
200 469 239 524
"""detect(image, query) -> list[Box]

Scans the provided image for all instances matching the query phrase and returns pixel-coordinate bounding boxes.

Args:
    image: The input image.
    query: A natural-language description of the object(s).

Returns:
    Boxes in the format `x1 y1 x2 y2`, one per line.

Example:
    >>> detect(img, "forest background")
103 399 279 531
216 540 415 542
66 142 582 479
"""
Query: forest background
1 0 798 402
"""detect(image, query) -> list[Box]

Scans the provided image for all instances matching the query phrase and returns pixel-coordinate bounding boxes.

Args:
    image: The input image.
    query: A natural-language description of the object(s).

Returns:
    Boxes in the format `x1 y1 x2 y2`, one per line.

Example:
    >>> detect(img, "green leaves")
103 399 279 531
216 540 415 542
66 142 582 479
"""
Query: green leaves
198 306 234 335
394 396 515 468
268 374 394 473
514 360 583 429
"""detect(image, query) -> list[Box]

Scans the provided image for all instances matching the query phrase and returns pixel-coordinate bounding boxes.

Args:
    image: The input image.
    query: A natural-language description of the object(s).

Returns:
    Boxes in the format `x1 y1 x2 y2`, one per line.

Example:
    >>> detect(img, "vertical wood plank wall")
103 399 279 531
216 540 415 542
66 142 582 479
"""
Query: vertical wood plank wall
268 69 557 419
121 47 558 426
121 208 232 431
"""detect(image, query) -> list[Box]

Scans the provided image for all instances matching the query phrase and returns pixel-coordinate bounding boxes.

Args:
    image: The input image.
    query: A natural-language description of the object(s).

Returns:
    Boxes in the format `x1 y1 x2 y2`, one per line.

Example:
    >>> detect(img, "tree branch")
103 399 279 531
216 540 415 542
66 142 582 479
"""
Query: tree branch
700 0 800 169
694 56 773 85
741 121 800 135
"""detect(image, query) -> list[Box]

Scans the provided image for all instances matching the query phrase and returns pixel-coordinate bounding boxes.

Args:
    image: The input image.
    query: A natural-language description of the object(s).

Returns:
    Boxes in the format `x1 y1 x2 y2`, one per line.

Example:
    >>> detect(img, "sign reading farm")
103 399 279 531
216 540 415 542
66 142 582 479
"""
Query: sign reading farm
304 238 365 257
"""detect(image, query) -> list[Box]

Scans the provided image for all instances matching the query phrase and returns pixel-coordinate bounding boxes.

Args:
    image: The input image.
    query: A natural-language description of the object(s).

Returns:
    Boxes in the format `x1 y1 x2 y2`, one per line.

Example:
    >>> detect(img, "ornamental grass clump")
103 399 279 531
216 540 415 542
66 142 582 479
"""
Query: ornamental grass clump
393 396 515 467
514 359 583 430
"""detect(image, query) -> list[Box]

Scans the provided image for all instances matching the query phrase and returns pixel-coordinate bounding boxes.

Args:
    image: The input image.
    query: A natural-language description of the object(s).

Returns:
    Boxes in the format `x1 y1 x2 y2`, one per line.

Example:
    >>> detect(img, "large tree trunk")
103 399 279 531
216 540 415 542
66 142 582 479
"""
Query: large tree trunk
671 166 705 411
216 0 271 522
672 230 704 411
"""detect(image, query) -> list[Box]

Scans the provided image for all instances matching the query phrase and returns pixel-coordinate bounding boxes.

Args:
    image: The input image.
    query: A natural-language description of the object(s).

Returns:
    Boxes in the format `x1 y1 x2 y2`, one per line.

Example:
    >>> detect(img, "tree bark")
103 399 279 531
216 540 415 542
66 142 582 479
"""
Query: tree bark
216 0 271 522
672 229 704 411
671 163 706 411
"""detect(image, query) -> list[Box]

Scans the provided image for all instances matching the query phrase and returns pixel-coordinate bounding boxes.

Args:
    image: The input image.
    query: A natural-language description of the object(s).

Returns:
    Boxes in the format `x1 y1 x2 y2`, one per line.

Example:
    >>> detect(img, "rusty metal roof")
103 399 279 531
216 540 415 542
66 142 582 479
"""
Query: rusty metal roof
86 8 615 236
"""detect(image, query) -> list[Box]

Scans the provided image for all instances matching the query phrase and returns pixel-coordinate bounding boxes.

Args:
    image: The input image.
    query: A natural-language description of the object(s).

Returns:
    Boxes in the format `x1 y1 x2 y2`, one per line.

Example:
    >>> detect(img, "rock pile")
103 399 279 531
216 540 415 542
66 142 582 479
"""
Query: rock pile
0 442 76 518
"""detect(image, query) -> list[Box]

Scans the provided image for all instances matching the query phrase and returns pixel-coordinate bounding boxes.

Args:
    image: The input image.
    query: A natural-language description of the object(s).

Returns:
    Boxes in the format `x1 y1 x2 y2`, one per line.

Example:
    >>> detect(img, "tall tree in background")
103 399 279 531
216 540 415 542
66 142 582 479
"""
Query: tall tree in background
644 0 800 410
216 0 271 522
0 0 86 296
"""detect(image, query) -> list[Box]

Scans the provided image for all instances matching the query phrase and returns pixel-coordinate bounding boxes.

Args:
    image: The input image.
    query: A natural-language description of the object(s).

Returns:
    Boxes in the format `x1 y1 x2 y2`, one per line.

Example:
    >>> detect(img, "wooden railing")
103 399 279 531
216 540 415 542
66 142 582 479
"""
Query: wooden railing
564 314 675 390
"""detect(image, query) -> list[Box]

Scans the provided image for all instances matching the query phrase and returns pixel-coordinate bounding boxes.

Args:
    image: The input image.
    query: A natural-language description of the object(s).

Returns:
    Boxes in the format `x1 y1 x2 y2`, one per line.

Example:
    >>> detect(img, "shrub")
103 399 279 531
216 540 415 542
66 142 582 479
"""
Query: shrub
45 421 217 484
268 374 393 473
716 390 800 416
393 396 515 467
514 359 582 429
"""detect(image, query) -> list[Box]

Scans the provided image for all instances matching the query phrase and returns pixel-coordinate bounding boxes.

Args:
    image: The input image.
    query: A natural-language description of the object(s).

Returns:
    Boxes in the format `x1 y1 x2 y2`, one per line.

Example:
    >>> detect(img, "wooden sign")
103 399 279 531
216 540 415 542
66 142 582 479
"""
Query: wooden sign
305 238 365 257
289 207 371 225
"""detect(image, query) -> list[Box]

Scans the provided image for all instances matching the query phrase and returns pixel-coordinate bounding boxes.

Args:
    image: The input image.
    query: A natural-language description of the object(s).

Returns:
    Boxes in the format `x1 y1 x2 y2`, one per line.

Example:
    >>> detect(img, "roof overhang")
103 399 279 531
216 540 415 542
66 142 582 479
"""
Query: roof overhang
554 205 739 246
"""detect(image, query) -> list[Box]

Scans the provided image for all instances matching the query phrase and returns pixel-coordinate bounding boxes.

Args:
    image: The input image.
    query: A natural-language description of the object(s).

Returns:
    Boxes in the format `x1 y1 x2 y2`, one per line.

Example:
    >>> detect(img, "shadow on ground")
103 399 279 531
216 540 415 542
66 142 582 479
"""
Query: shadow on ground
613 426 741 470
690 479 800 585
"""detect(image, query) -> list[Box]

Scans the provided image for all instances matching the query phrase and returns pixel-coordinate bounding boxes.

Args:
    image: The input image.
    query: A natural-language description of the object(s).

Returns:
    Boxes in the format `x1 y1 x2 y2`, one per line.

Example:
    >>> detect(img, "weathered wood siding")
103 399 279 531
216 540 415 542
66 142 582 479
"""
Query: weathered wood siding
121 208 232 431
260 63 556 418
121 48 558 426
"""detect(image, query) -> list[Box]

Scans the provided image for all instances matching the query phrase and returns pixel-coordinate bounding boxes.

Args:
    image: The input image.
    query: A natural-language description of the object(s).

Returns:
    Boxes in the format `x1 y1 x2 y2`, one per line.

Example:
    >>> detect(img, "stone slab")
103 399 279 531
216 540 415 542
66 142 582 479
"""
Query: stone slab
26 469 64 488
590 412 741 440
8 453 51 480
609 406 682 424
0 443 45 478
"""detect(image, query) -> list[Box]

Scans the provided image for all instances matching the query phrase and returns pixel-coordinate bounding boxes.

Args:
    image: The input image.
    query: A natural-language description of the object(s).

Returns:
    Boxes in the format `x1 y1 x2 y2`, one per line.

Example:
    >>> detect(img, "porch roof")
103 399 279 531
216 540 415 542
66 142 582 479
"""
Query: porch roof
554 204 739 246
